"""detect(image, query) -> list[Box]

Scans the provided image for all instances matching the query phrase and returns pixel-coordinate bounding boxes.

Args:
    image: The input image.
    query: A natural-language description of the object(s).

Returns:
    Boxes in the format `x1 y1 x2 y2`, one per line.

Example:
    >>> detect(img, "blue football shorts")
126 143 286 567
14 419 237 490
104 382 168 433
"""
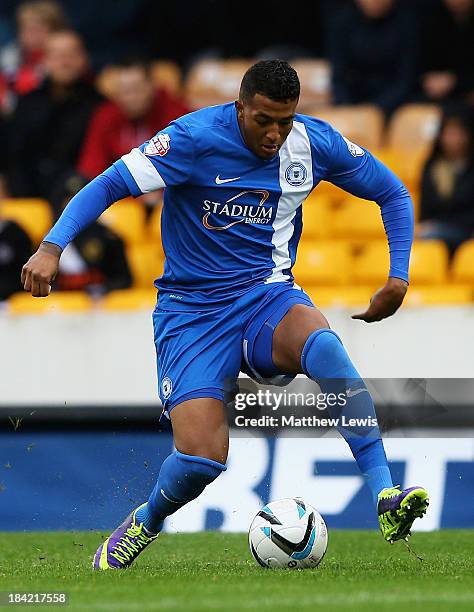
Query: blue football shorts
152 281 314 416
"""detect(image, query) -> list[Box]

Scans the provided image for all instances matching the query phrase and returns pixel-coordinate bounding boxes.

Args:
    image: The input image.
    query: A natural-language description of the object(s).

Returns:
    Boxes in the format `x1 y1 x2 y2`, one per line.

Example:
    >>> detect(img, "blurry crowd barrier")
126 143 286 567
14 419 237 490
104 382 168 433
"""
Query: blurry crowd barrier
3 58 473 313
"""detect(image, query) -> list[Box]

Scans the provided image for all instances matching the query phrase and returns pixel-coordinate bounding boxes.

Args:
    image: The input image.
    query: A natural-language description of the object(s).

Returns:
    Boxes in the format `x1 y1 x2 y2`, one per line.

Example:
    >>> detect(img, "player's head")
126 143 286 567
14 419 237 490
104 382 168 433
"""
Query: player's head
111 58 155 120
236 60 300 160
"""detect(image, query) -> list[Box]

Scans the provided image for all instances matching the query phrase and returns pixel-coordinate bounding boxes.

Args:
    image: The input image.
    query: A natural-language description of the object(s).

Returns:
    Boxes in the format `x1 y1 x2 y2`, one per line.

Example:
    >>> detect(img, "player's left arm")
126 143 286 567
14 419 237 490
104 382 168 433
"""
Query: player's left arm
322 128 414 323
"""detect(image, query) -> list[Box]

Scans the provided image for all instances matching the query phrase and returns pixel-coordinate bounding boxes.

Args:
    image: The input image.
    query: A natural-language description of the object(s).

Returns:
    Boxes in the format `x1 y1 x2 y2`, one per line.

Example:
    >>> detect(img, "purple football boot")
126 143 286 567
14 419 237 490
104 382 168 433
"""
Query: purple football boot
377 485 430 543
93 503 159 570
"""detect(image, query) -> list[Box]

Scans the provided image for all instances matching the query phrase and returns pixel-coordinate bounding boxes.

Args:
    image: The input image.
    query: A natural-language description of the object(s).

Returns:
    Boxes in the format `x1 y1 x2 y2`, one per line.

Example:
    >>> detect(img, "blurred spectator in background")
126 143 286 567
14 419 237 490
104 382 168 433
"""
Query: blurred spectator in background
0 201 32 300
418 106 474 254
0 118 8 198
6 29 101 207
77 58 189 179
54 174 132 294
328 0 417 116
419 0 474 106
0 0 66 114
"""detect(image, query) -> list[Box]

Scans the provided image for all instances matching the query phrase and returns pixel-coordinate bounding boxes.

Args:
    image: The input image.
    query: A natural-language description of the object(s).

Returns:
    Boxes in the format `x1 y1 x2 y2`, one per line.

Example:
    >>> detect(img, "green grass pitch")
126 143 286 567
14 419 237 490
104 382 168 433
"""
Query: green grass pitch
0 530 473 611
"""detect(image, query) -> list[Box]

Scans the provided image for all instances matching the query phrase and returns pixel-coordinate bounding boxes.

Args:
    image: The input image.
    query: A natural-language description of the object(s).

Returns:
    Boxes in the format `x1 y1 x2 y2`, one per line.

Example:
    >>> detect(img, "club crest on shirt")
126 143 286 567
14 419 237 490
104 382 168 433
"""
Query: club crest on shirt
285 162 307 186
161 376 173 399
144 133 171 157
343 136 364 157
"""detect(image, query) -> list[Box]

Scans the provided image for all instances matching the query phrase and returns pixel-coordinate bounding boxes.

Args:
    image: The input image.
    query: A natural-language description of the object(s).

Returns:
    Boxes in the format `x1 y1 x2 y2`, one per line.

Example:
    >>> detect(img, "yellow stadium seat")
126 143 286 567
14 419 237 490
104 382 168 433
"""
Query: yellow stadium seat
185 59 253 109
147 204 163 243
293 241 352 286
312 181 348 205
300 194 333 240
451 240 474 285
101 288 158 311
308 105 385 150
305 285 375 307
290 59 331 111
354 239 449 286
151 61 182 96
332 197 385 241
8 291 92 315
410 240 449 285
387 104 441 153
99 199 146 244
353 241 389 285
127 242 164 288
410 188 420 222
372 148 427 194
1 198 52 245
354 239 452 287
404 285 473 306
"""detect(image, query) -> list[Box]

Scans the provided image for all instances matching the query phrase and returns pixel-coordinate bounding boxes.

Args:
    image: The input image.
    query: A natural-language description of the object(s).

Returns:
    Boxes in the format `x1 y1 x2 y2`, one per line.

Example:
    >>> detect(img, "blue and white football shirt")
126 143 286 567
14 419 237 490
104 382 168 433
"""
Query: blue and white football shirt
113 103 411 308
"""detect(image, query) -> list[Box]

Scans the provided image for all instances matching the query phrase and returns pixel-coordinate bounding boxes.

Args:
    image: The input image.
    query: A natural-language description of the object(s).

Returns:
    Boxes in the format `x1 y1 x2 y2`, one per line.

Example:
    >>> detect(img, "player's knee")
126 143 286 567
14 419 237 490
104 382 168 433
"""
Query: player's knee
175 440 229 465
301 328 348 377
273 306 330 373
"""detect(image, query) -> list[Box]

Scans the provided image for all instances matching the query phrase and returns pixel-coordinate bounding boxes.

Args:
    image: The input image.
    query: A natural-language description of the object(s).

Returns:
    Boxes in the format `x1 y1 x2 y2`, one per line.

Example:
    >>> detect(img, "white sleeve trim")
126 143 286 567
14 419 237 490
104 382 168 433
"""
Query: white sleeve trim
121 148 166 193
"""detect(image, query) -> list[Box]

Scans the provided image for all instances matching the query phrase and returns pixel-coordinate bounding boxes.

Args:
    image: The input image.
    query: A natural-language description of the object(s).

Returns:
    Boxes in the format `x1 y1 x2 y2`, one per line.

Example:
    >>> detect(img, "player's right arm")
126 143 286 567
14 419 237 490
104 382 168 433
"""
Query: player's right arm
21 166 131 296
22 120 194 297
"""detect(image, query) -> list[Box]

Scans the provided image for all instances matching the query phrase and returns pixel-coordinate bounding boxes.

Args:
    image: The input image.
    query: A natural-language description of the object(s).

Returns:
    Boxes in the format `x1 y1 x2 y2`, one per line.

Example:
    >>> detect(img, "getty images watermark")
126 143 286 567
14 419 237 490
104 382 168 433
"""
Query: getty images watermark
232 387 378 430
223 378 474 436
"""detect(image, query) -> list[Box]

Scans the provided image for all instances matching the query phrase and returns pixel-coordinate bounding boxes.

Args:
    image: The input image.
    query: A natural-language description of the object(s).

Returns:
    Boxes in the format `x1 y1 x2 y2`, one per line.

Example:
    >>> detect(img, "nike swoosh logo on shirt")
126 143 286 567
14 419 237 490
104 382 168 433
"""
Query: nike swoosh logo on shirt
215 175 240 184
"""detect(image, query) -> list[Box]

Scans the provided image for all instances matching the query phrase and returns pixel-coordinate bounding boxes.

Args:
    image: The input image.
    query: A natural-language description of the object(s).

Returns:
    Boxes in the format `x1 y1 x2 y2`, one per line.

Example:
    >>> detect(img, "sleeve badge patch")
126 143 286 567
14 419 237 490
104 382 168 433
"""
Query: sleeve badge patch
343 136 365 157
144 133 171 157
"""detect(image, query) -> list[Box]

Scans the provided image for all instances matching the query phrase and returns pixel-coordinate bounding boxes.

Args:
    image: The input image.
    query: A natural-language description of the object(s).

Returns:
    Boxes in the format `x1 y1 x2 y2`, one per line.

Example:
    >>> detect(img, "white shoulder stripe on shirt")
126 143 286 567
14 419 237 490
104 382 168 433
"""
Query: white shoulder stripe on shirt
121 148 166 193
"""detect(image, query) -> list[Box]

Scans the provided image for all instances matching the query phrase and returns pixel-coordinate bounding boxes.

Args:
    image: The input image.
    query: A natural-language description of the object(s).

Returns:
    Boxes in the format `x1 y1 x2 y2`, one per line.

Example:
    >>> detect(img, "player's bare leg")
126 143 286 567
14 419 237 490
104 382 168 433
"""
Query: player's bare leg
271 304 429 543
93 398 228 570
171 398 229 464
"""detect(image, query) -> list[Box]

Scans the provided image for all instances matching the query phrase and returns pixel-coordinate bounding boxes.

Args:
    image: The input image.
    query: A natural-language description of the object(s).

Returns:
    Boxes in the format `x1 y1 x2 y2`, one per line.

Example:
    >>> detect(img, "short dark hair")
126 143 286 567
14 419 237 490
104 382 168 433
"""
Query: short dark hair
239 60 300 103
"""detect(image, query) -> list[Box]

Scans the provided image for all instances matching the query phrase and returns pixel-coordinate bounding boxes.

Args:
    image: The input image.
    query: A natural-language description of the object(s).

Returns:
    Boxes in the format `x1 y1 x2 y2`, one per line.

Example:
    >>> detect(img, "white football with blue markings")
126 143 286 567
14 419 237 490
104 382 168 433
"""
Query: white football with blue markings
248 497 328 569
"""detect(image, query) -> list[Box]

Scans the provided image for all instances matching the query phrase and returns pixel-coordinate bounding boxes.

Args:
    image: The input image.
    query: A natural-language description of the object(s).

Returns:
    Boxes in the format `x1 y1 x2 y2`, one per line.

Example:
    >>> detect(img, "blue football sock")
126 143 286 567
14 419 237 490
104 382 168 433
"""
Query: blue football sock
135 451 226 533
301 329 393 506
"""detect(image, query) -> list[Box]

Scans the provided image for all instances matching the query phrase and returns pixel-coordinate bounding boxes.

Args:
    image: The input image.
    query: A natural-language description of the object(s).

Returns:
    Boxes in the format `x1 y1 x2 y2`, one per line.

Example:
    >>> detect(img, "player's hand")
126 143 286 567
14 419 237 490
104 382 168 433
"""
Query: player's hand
352 277 408 323
21 242 62 297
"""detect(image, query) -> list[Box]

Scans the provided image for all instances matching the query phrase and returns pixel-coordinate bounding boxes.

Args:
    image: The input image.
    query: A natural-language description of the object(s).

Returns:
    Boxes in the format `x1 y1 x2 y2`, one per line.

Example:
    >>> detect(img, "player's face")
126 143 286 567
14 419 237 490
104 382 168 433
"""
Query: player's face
236 94 298 160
